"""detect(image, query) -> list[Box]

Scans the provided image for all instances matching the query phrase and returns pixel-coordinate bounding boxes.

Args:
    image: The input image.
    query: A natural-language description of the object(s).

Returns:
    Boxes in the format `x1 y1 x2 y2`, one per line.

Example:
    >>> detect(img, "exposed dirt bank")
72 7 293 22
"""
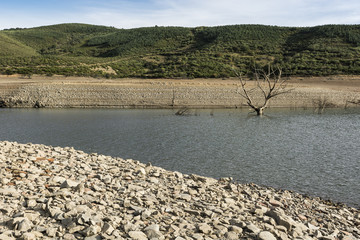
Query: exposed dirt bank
1 75 360 109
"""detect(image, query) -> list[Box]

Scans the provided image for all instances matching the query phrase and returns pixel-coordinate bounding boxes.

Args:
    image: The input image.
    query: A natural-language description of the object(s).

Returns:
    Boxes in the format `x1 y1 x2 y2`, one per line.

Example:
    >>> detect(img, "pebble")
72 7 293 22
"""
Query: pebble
128 231 147 240
258 231 277 240
0 141 359 240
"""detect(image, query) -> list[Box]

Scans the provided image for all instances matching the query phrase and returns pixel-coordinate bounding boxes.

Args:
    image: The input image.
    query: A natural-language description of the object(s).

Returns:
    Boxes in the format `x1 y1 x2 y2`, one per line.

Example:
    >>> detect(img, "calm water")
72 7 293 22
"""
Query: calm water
0 108 359 208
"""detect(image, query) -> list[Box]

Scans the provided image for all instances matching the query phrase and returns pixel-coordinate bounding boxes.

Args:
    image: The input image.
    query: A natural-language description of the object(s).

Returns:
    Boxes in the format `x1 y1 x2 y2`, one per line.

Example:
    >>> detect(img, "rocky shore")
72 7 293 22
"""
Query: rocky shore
0 141 359 240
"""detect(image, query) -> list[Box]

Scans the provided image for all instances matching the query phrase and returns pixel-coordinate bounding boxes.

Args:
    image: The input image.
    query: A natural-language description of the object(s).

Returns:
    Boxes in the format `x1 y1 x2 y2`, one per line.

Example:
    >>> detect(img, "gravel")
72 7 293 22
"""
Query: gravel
0 141 359 239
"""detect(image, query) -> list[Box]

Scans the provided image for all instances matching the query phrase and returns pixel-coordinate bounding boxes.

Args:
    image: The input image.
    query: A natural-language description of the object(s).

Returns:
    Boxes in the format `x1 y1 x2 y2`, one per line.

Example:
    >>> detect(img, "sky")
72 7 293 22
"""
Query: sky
0 0 359 30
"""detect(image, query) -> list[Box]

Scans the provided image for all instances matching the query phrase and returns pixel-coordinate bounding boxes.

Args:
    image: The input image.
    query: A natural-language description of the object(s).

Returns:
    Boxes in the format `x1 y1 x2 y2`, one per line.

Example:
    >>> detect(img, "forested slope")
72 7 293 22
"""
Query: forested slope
1 23 360 78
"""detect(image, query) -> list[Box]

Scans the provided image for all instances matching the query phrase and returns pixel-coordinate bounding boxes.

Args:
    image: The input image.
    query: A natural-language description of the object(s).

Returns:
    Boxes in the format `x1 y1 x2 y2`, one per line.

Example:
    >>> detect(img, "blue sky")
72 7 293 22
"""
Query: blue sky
1 0 359 30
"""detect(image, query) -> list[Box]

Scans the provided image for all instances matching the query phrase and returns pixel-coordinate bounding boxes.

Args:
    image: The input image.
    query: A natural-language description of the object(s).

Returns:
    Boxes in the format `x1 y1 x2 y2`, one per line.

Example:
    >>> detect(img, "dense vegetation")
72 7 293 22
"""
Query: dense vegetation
1 23 360 78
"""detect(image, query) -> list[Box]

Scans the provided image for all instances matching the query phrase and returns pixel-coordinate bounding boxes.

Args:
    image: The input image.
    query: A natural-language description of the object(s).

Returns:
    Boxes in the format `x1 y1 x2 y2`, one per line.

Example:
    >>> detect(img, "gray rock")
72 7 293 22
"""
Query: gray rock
128 231 148 240
83 225 102 237
0 187 20 197
145 224 162 238
63 233 77 240
48 207 64 220
61 217 76 229
246 223 261 234
258 231 277 240
102 222 115 235
0 233 16 240
124 223 137 233
224 231 238 240
84 235 102 240
25 199 37 208
178 194 192 201
23 212 40 222
266 210 295 231
198 223 213 235
229 225 243 234
68 225 85 234
46 227 58 237
60 179 79 188
21 232 37 240
17 218 33 232
191 233 204 240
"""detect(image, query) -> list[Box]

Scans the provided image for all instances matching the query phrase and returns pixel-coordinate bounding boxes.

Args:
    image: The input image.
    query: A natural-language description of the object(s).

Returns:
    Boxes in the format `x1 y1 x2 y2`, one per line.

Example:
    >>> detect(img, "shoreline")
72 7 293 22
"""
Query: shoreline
0 141 359 239
1 75 360 109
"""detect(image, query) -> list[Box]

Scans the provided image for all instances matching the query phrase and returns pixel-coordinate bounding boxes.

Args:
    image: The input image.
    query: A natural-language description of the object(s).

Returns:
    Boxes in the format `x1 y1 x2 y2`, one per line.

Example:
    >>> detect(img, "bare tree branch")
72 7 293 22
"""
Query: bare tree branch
347 99 360 105
234 65 293 115
313 97 335 114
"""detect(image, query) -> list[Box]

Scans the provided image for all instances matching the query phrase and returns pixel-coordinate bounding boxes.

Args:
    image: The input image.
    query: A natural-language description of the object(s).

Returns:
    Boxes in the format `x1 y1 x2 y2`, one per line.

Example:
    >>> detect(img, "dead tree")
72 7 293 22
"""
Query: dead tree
313 97 335 114
235 66 292 116
175 108 191 116
347 99 360 105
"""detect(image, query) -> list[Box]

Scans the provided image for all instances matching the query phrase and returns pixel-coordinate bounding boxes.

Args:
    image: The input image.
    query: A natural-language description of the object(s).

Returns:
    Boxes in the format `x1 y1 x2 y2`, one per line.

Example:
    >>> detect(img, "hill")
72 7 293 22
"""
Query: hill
1 23 360 78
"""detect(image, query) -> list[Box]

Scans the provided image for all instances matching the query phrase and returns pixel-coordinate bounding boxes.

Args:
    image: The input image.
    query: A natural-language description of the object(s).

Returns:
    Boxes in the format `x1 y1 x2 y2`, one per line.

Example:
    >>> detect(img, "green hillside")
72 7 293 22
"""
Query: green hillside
0 32 38 58
1 23 360 78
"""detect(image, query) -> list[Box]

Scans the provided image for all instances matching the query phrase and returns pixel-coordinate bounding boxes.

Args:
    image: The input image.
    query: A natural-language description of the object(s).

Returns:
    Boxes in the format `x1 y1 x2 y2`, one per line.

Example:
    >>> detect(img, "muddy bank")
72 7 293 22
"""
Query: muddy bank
0 141 359 239
1 75 360 109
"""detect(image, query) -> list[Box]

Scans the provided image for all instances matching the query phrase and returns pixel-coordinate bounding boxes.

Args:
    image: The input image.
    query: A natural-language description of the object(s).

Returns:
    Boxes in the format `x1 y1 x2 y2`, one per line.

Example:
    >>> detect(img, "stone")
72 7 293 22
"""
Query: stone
128 231 148 240
174 237 186 240
184 208 200 216
102 222 115 235
149 177 159 184
17 218 33 232
266 210 295 231
144 224 162 238
21 232 37 240
60 179 79 188
191 233 204 240
83 226 102 237
0 187 20 197
68 225 85 234
48 207 64 219
61 218 76 229
246 223 261 234
25 199 37 208
258 231 277 240
178 194 192 201
269 199 283 208
146 229 163 239
0 233 16 240
63 233 77 240
214 224 228 235
275 225 288 233
322 229 340 240
46 227 58 237
198 223 213 234
124 223 137 233
224 231 238 240
79 211 93 224
34 226 47 233
24 212 40 221
52 176 66 183
83 235 102 240
229 225 243 234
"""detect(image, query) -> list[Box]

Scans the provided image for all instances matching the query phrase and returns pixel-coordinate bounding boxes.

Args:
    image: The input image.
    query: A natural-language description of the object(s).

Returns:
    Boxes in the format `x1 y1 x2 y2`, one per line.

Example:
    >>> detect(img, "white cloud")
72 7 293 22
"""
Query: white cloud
79 0 360 28
1 0 360 29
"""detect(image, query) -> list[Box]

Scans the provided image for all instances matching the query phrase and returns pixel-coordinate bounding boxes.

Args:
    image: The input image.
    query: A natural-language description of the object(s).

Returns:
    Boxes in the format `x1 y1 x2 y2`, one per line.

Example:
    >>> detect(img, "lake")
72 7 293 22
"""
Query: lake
0 108 359 208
